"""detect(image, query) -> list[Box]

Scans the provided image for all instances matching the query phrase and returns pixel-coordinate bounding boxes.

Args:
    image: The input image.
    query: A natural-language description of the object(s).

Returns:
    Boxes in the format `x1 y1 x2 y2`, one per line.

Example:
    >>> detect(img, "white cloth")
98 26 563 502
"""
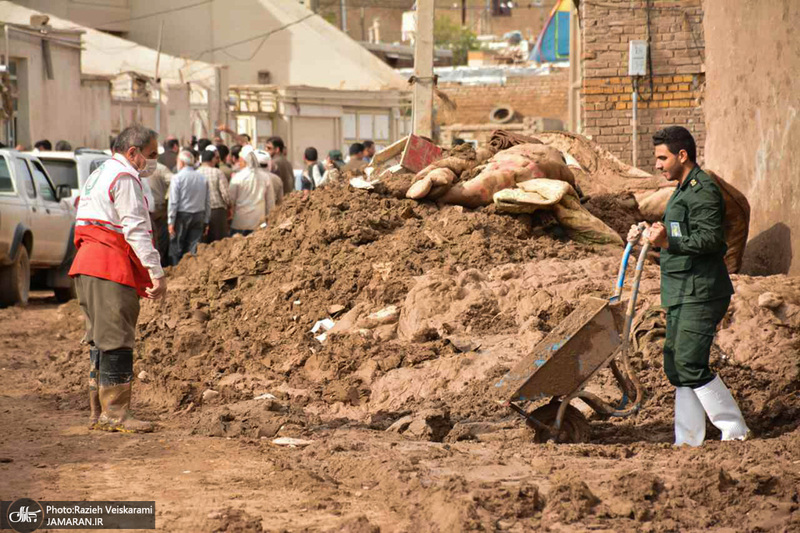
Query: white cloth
76 153 164 279
229 165 274 231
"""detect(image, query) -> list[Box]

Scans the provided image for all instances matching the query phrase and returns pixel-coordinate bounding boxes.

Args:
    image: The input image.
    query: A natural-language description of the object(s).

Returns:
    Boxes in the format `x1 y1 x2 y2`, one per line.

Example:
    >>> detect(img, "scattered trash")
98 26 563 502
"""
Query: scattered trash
254 393 277 400
137 370 150 382
350 177 375 190
271 437 314 447
311 318 336 343
202 389 220 402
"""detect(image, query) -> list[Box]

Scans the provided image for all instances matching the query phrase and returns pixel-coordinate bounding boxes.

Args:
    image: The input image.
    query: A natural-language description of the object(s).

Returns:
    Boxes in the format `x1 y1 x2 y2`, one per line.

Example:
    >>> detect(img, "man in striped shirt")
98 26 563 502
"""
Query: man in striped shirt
198 149 231 243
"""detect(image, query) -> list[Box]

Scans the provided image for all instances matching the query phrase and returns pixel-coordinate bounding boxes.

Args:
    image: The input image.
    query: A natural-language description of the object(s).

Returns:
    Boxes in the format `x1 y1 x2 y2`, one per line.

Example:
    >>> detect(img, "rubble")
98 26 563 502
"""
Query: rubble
42 133 800 531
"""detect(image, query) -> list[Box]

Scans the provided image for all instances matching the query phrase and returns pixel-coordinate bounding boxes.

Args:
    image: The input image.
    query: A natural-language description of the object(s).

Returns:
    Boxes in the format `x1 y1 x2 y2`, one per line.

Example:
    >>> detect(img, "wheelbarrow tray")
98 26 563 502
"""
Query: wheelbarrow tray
495 297 626 402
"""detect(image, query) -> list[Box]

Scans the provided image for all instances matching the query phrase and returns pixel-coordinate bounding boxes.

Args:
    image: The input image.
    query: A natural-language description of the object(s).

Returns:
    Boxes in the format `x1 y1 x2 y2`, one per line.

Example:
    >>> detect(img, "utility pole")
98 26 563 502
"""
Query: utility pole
461 0 467 26
340 0 347 34
412 0 435 138
154 20 164 134
361 7 366 41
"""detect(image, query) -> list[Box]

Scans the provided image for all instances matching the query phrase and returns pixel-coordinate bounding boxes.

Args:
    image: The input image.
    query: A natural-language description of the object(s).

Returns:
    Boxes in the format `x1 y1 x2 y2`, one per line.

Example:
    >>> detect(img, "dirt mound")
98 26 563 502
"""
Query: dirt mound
49 175 800 448
207 507 263 533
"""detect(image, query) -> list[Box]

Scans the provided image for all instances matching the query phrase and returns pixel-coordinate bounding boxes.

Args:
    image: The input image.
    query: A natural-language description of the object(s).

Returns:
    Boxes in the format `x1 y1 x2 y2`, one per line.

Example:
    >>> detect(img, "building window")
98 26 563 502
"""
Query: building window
492 0 513 17
1 58 19 147
343 111 391 148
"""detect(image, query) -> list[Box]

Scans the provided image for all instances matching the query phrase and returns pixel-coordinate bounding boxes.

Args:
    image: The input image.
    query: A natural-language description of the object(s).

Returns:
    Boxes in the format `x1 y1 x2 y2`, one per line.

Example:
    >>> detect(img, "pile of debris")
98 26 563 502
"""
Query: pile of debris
48 132 799 444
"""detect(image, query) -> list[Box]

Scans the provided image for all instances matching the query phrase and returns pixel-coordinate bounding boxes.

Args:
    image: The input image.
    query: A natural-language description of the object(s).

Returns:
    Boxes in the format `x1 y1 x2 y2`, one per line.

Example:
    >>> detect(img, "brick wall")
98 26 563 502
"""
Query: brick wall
437 70 569 126
580 0 705 170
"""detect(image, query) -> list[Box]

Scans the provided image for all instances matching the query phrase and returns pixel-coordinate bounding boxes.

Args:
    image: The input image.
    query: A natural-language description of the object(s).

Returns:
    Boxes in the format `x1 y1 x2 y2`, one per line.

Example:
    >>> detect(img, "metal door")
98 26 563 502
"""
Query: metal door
29 159 71 264
0 154 29 261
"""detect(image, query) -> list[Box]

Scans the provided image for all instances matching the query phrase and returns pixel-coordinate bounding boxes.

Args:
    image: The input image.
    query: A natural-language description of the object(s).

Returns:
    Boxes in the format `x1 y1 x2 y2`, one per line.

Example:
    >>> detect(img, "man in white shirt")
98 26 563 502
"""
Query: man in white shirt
69 125 167 433
229 145 274 236
168 151 210 265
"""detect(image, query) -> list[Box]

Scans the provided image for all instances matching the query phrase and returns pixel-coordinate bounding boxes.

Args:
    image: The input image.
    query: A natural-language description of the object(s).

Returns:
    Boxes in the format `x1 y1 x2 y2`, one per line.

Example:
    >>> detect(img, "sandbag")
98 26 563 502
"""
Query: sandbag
494 179 624 246
637 187 675 221
489 130 543 152
553 194 625 246
407 177 433 199
493 179 570 213
414 156 476 181
708 171 750 274
437 144 576 207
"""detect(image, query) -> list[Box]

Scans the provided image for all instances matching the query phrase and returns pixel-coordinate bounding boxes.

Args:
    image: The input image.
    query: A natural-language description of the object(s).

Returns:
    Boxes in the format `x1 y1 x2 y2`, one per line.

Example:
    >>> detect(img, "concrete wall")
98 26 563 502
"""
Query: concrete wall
6 28 83 149
580 0 705 170
703 0 800 276
79 78 113 149
11 0 131 33
124 0 403 90
438 69 569 126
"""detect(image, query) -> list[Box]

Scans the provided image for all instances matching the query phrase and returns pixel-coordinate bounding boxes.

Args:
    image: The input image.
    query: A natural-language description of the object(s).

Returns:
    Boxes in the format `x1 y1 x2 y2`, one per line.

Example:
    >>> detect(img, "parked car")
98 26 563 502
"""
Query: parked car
31 148 110 204
0 149 76 305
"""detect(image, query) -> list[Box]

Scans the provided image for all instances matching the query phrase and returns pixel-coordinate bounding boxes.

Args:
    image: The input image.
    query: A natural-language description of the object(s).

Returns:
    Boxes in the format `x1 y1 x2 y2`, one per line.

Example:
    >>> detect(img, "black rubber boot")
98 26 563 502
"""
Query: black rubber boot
89 346 100 429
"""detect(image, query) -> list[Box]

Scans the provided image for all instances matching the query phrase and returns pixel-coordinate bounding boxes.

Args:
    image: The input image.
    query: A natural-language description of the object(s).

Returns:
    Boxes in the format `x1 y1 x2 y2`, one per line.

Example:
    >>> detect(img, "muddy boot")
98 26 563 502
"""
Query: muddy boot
694 375 750 441
674 386 705 446
88 346 101 429
96 348 155 434
96 382 155 433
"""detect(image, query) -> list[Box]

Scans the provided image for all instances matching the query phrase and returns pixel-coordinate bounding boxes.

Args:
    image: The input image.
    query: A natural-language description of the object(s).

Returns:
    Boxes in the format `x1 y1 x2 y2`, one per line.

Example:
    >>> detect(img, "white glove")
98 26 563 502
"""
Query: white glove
627 222 649 244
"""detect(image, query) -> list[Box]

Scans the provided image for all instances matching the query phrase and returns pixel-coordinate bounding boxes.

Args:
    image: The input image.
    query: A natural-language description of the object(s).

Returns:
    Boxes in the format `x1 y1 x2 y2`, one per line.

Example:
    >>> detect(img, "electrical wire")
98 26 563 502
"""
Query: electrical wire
192 13 316 62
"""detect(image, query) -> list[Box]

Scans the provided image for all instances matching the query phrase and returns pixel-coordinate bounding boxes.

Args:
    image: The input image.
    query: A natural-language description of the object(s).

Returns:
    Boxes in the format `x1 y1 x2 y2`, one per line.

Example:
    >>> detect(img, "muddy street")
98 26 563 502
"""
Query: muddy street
1 288 799 532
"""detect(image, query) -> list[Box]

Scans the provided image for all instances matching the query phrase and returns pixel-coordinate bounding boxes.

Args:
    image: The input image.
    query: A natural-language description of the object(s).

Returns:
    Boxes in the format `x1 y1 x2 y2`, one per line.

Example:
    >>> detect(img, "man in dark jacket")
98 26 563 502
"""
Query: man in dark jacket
631 126 749 446
266 136 295 194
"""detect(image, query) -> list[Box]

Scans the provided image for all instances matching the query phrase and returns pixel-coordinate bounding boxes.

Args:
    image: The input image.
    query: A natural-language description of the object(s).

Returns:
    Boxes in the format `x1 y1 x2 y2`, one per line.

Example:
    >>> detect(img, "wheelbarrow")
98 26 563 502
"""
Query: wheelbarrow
494 226 651 443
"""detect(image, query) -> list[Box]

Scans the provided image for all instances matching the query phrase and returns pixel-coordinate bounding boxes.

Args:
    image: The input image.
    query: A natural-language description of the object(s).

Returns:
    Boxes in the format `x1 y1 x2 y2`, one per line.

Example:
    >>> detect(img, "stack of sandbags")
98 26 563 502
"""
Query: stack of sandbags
408 144 576 208
494 179 624 246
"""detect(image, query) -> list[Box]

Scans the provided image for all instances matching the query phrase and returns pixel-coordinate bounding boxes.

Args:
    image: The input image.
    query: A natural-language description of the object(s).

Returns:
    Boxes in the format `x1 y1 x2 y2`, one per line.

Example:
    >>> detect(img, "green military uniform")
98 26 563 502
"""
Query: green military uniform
660 166 734 388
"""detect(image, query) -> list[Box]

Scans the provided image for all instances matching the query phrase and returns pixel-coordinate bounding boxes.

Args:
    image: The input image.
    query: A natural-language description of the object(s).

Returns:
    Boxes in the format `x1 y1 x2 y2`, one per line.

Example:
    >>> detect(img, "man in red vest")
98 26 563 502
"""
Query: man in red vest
70 125 168 433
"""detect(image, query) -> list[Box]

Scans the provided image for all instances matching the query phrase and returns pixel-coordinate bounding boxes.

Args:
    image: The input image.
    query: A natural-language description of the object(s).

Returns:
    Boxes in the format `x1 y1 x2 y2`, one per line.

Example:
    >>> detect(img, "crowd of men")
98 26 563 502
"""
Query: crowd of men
147 131 378 267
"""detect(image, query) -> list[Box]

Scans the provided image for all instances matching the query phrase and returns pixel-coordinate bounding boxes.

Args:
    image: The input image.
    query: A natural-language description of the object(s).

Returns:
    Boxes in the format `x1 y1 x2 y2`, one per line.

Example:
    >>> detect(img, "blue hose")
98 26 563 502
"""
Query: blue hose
610 241 633 303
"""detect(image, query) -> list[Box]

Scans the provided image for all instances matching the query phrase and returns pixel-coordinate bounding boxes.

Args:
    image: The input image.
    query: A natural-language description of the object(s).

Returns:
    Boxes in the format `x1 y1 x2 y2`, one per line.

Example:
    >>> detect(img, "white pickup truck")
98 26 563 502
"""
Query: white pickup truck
0 149 75 306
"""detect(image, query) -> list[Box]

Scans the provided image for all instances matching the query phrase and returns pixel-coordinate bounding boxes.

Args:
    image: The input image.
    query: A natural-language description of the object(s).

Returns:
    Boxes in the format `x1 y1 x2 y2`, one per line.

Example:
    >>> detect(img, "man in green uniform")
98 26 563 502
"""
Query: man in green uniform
630 126 749 446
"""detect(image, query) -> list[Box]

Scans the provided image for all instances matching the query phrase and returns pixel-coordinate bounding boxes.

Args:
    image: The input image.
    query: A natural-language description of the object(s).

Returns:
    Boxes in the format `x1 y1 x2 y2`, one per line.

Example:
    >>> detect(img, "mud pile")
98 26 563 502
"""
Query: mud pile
49 175 800 444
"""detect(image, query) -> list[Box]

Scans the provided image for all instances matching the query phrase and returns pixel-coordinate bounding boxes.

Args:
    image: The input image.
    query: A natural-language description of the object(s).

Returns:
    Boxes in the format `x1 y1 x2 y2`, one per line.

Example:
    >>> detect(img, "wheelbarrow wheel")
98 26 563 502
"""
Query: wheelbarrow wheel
528 401 591 444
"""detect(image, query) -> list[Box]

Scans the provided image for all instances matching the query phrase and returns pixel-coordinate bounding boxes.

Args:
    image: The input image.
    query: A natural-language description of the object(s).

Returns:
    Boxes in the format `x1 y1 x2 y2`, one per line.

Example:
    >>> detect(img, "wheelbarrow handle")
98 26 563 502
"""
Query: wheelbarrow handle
622 240 651 344
610 223 648 303
610 241 634 303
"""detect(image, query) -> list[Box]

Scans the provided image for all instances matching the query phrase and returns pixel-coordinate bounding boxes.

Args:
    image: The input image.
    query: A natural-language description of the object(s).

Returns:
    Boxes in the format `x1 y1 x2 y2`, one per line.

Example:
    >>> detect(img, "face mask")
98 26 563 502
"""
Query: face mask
139 158 158 178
